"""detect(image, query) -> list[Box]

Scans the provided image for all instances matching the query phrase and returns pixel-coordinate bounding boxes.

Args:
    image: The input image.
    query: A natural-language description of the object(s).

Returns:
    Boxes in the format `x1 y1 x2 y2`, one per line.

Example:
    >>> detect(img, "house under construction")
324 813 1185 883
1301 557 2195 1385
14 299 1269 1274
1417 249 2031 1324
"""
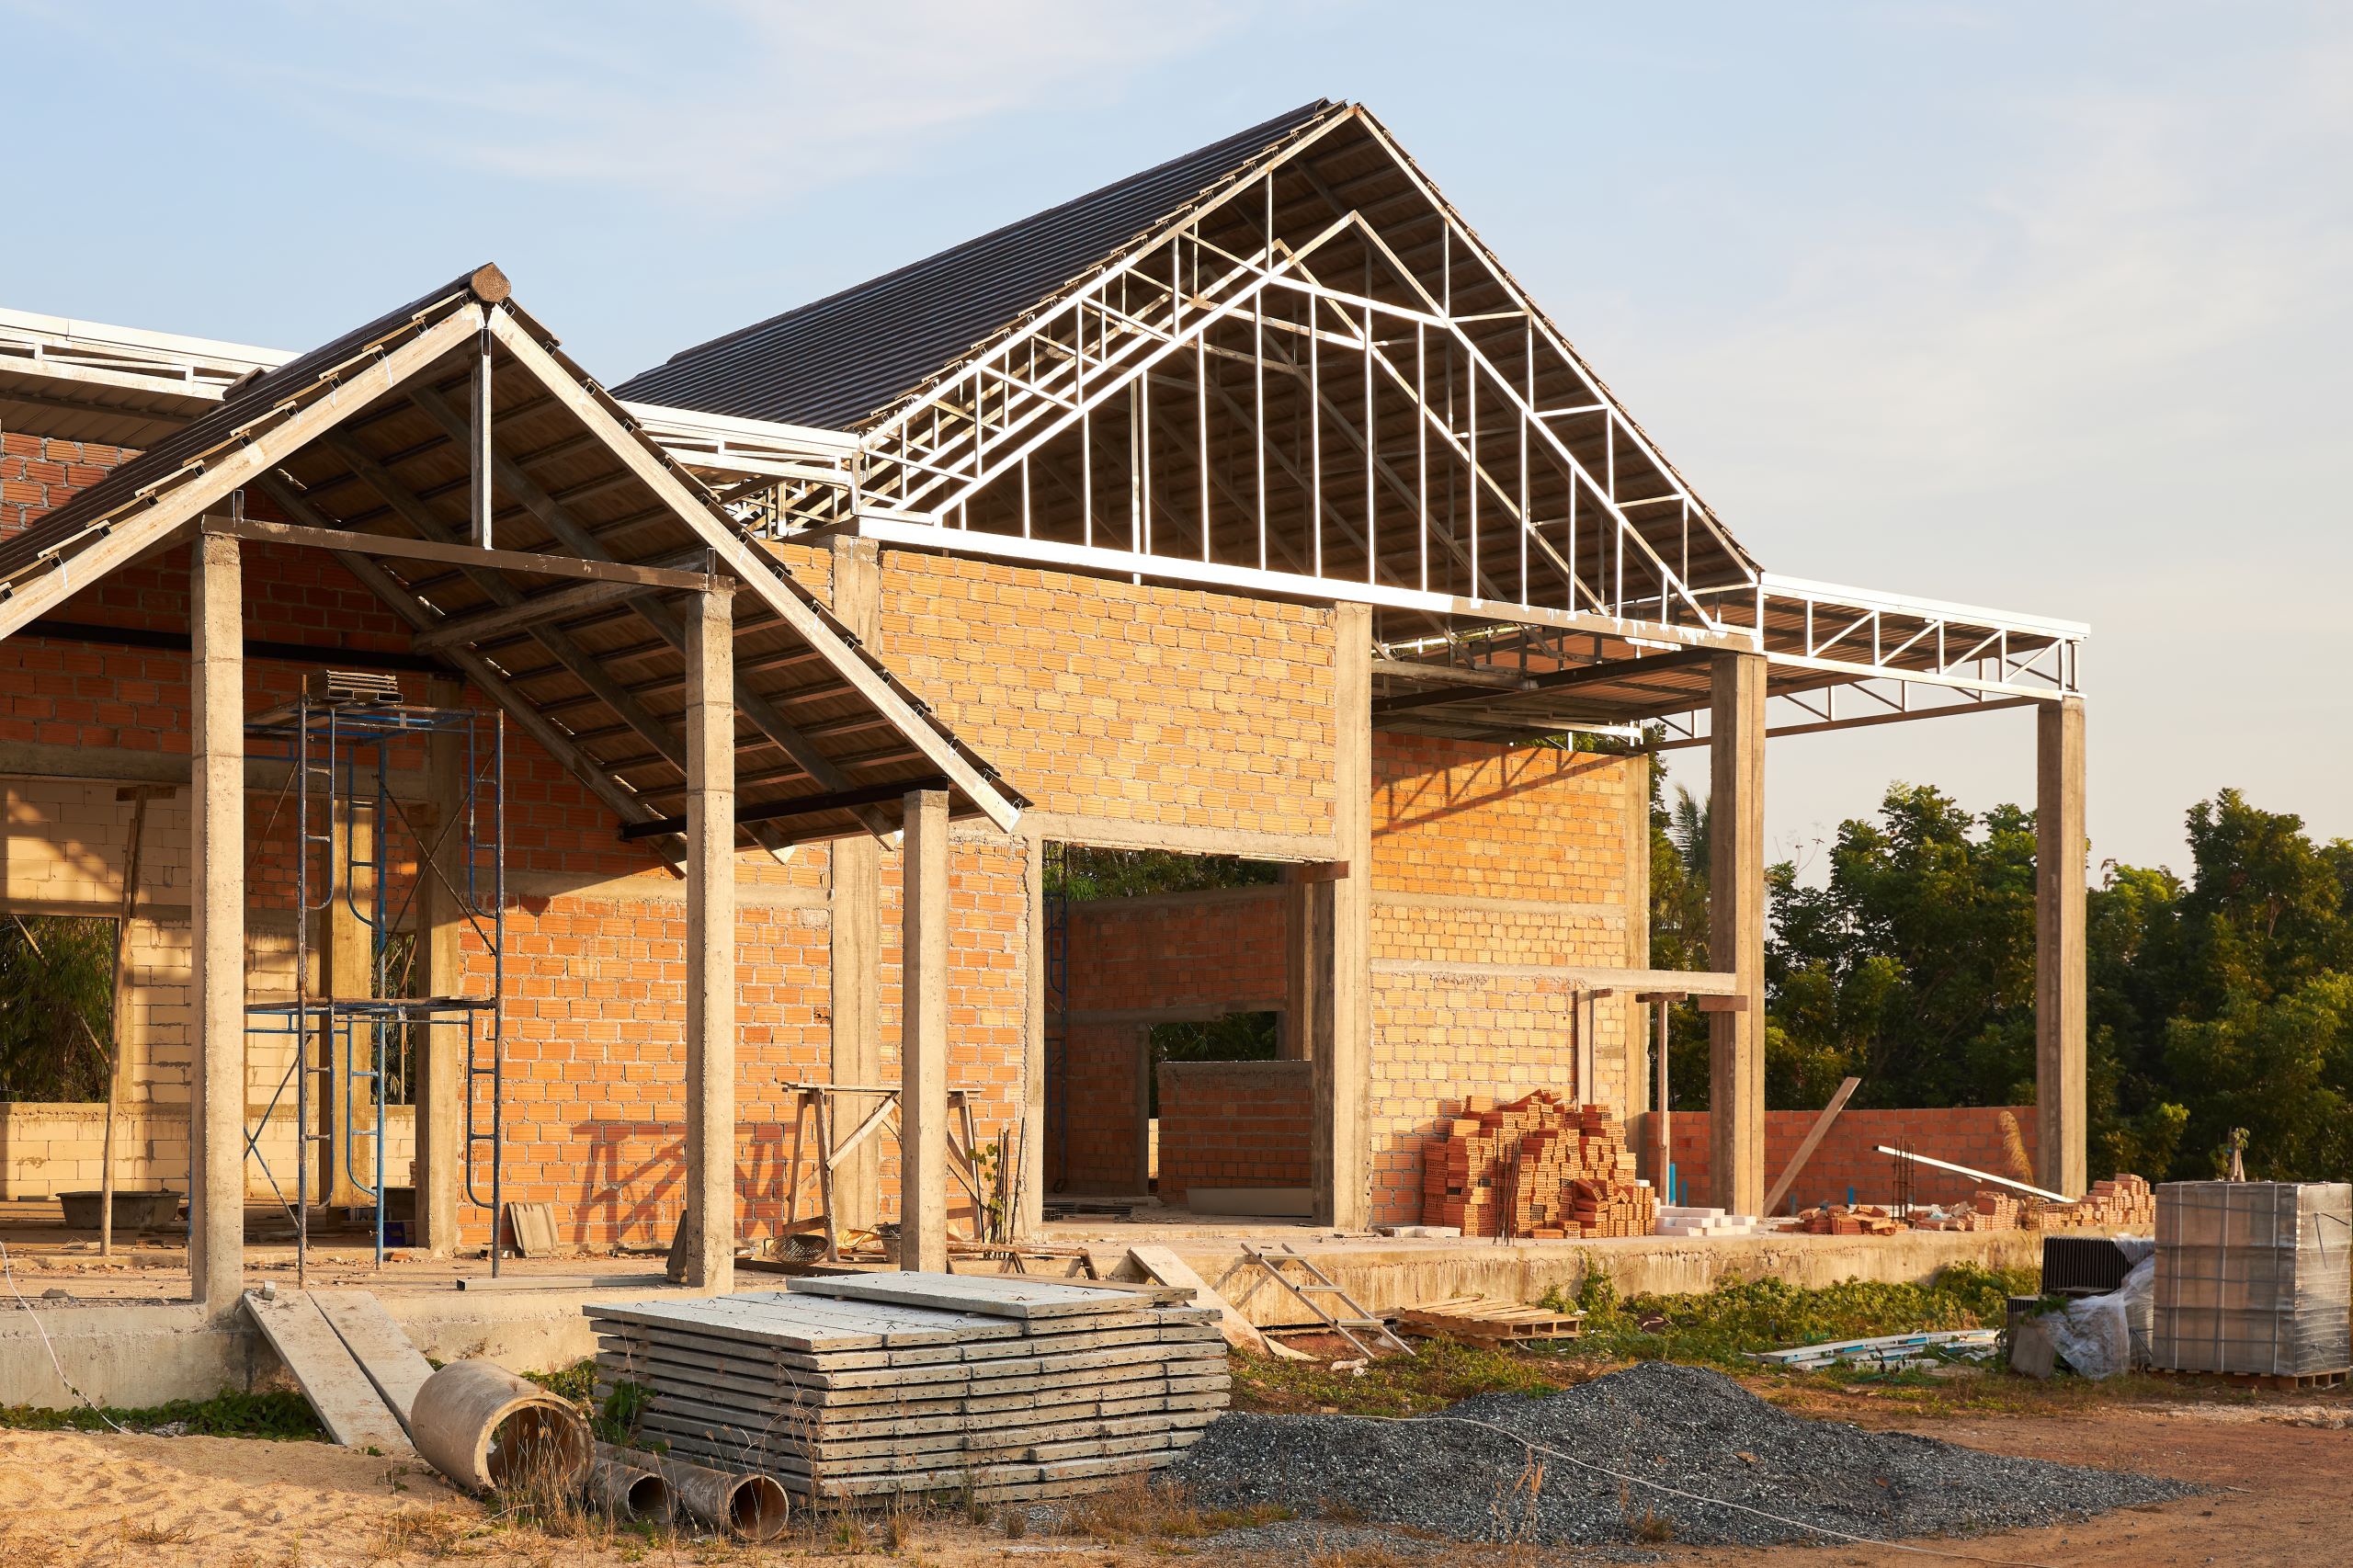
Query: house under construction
0 101 2088 1333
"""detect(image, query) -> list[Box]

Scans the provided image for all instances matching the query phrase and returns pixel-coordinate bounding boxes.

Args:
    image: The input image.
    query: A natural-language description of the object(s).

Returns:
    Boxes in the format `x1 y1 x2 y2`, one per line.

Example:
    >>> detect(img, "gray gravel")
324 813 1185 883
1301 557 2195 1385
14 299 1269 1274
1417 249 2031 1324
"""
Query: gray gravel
1170 1360 2195 1550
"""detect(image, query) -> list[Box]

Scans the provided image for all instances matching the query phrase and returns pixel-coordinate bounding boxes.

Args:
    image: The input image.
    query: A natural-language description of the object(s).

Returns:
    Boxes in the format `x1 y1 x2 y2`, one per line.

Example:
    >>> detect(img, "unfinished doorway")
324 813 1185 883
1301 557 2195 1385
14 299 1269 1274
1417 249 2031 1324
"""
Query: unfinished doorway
1040 845 1302 1210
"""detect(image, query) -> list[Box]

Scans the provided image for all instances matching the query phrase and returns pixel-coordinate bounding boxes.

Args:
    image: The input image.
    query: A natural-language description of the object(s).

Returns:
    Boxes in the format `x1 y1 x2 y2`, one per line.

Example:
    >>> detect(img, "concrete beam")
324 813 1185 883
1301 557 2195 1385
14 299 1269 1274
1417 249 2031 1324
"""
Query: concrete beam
415 676 467 1255
189 532 244 1314
827 538 884 1232
2036 696 2087 1198
1312 604 1373 1231
682 588 736 1292
900 787 950 1272
1708 652 1767 1218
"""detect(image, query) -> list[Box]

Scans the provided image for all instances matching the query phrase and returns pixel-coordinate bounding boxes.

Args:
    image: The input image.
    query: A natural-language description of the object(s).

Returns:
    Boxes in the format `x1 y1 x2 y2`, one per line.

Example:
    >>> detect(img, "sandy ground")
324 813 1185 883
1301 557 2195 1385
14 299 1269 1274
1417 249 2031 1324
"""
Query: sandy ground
3 1392 2347 1568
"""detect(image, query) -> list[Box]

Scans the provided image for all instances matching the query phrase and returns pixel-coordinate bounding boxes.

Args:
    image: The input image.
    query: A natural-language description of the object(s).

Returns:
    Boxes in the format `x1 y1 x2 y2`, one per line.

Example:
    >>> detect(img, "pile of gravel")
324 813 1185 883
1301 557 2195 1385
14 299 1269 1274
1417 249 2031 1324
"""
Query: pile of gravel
1170 1360 2193 1550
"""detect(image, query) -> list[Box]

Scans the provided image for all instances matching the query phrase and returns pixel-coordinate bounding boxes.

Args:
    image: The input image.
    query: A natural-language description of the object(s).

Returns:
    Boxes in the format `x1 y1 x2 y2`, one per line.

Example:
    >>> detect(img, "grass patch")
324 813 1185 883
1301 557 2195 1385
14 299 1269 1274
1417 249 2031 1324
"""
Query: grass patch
1544 1259 2036 1368
518 1358 597 1404
0 1388 324 1440
1236 1264 2066 1419
1233 1334 1587 1416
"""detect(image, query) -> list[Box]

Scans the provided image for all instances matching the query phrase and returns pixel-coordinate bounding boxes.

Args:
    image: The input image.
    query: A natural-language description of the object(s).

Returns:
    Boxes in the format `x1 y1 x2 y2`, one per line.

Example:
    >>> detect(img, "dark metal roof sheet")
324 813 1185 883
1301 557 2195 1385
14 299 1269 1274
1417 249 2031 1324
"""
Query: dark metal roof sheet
612 100 1343 431
2 267 497 580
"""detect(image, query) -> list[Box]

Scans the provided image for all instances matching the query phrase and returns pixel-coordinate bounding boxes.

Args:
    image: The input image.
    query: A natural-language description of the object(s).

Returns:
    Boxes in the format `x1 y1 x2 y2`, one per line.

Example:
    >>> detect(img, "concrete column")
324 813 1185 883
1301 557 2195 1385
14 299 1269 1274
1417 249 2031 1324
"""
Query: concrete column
1312 603 1372 1231
1620 753 1654 1161
682 588 736 1292
899 788 950 1273
2036 696 2087 1198
1017 835 1046 1238
415 676 466 1254
1708 652 1767 1218
189 532 245 1313
827 538 884 1230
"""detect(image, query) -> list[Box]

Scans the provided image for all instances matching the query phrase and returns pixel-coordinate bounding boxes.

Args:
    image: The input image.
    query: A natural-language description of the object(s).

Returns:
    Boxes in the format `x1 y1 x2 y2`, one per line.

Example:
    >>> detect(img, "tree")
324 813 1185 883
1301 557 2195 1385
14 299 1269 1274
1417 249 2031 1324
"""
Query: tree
0 915 115 1102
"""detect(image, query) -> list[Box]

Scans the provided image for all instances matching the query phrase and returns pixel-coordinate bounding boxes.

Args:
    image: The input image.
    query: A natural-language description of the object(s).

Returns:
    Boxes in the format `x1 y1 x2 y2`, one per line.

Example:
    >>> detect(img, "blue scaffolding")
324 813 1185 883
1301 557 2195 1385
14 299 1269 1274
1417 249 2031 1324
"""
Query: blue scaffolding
242 687 506 1283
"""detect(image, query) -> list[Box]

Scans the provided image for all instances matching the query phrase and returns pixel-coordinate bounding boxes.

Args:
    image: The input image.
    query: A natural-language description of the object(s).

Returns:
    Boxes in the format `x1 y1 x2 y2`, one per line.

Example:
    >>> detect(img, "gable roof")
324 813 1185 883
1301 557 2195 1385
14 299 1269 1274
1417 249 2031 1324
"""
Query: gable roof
612 100 1344 430
2 265 1022 846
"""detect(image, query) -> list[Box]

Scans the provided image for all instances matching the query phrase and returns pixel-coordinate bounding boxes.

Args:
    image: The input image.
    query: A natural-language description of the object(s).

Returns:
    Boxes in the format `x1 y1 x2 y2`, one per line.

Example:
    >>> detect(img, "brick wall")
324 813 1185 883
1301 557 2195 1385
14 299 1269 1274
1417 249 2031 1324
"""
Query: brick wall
875 550 1338 834
1155 1059 1311 1201
1668 1106 2041 1211
2 431 134 541
1365 737 1644 1225
1050 885 1287 1193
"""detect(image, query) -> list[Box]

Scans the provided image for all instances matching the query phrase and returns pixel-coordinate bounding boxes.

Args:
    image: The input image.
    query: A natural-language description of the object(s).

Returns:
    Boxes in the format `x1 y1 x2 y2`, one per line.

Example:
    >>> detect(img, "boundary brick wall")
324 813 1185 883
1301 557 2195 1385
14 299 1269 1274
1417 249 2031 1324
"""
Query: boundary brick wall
1155 1059 1311 1201
1668 1106 2042 1211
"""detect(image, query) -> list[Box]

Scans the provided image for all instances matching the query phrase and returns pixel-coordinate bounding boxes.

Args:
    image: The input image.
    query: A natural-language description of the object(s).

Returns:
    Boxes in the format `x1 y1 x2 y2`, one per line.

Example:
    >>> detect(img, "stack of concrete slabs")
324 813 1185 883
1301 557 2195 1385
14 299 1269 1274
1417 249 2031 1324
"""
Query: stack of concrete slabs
585 1272 1228 1501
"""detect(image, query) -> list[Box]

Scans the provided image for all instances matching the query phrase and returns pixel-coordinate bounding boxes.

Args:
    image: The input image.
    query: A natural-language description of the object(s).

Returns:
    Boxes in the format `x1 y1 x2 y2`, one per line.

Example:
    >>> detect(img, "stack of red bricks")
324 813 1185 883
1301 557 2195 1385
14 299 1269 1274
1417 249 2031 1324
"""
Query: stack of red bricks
1792 1203 1907 1236
2030 1174 2155 1231
1422 1091 1656 1239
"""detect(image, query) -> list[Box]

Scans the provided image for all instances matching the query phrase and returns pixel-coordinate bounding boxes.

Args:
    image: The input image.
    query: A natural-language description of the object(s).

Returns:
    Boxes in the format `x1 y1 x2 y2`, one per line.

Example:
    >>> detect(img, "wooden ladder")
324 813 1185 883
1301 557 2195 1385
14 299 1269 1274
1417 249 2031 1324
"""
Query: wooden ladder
1235 1241 1414 1358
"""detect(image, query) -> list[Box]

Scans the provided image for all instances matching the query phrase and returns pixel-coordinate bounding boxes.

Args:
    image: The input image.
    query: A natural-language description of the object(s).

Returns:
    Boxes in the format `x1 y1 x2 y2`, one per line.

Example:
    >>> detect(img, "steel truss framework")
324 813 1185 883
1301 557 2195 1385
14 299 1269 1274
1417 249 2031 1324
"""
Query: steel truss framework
728 108 2084 733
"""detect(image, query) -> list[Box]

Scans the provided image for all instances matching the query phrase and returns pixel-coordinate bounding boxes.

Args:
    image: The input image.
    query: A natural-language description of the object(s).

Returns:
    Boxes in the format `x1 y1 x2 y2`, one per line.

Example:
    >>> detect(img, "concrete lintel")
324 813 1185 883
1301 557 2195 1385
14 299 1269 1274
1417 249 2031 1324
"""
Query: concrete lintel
1018 810 1337 865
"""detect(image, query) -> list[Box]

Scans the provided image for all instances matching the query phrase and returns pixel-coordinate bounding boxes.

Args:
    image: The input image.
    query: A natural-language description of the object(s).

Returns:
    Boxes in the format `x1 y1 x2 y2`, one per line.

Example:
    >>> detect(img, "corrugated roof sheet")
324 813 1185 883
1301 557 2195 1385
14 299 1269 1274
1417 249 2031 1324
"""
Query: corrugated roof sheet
612 100 1343 431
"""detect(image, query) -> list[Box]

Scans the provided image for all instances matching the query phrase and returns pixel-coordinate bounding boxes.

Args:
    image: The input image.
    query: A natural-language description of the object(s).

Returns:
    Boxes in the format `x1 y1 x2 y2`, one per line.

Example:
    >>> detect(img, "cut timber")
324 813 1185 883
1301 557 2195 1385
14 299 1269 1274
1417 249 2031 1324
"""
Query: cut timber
1122 1244 1306 1359
1763 1076 1860 1216
242 1290 411 1452
1396 1296 1585 1346
311 1290 436 1427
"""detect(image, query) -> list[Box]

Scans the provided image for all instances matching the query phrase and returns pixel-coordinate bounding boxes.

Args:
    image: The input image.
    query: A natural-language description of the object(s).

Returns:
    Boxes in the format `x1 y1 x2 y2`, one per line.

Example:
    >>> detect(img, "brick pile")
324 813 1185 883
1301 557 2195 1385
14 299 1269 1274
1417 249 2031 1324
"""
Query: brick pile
1422 1091 1657 1239
1792 1203 1906 1236
1907 1190 2021 1233
2030 1174 2155 1231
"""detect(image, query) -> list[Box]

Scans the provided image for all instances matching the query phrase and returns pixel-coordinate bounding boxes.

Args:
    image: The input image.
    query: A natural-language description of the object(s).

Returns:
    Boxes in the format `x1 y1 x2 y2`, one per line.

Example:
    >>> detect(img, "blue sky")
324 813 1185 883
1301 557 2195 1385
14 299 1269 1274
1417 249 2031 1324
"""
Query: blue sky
5 1 2347 878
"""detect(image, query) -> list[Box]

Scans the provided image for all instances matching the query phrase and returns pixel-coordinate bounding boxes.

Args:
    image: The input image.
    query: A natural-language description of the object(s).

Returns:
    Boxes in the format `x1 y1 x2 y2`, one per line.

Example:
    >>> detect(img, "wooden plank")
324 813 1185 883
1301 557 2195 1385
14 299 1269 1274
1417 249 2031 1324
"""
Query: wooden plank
1765 1075 1862 1215
242 1290 411 1452
1121 1244 1305 1360
199 515 717 591
310 1290 436 1426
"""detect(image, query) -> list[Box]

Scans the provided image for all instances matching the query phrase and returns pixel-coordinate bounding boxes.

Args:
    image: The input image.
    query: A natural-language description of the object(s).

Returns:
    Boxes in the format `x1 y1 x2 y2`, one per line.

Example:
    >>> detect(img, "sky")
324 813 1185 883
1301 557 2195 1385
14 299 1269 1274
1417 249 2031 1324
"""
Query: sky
3 1 2346 881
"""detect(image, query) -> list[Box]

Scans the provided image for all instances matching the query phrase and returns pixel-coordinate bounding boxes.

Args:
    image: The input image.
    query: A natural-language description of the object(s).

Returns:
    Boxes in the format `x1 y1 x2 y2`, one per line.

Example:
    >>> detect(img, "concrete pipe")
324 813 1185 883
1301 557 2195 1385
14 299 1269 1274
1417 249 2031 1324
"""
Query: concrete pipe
585 1446 673 1522
612 1446 790 1541
409 1360 591 1497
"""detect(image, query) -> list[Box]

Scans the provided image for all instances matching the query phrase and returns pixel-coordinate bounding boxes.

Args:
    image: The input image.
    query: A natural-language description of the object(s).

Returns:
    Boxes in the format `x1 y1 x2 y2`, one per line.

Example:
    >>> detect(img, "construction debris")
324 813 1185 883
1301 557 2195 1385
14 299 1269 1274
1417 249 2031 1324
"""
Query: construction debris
1422 1092 1657 1239
1748 1328 2001 1371
2039 1175 2157 1230
1395 1296 1584 1346
585 1273 1227 1502
410 1359 592 1495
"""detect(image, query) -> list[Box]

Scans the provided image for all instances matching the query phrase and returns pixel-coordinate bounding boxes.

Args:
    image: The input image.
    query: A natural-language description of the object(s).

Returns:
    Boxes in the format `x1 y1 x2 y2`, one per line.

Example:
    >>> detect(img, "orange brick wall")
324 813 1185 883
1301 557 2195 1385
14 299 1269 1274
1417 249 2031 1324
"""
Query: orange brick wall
1156 1060 1312 1201
1668 1106 2042 1211
1064 887 1286 1014
1366 736 1643 1225
874 551 1338 834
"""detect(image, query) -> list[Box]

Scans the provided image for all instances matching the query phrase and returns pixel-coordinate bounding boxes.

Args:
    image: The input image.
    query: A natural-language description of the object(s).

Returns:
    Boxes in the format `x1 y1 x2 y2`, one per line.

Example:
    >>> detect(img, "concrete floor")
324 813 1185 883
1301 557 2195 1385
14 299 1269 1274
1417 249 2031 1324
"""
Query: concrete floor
2 1189 2075 1411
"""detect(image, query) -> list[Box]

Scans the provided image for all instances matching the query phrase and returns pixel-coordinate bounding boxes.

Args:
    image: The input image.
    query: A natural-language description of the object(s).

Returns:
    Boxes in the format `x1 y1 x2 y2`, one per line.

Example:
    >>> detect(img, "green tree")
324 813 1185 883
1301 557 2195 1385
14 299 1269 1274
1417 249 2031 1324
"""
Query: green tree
0 915 116 1102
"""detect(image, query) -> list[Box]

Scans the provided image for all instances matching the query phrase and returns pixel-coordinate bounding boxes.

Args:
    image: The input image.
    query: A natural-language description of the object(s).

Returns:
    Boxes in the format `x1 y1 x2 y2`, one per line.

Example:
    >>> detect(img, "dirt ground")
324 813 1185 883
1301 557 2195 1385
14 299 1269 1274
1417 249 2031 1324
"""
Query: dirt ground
4 1389 2347 1568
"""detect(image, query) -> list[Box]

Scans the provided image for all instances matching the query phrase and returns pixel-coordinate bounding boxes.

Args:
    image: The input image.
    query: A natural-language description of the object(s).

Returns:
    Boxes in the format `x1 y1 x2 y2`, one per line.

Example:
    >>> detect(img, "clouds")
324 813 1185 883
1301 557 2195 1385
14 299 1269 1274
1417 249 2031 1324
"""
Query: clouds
47 1 1250 206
